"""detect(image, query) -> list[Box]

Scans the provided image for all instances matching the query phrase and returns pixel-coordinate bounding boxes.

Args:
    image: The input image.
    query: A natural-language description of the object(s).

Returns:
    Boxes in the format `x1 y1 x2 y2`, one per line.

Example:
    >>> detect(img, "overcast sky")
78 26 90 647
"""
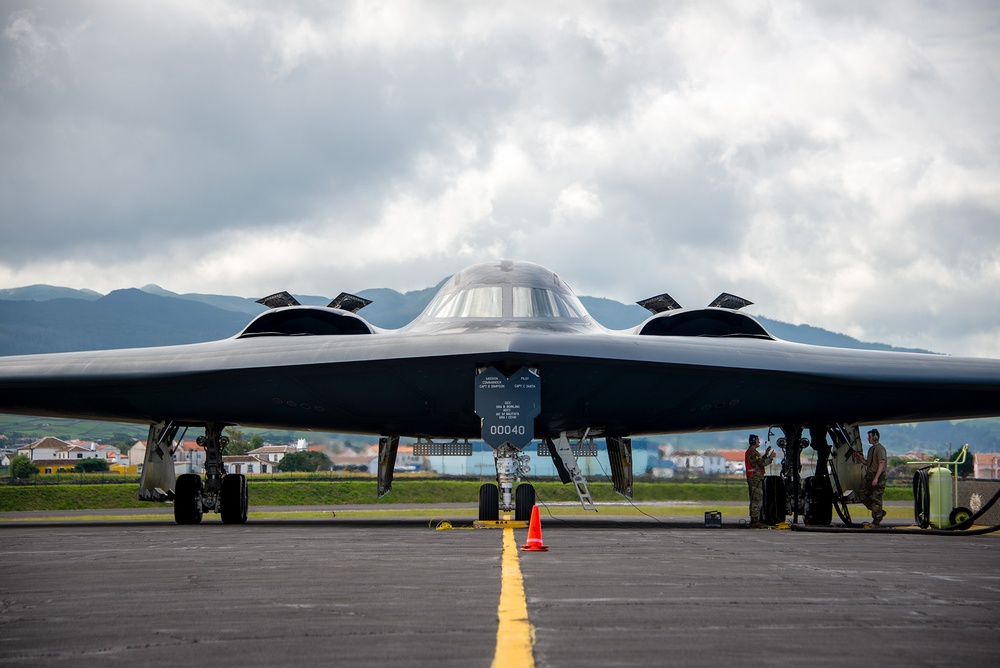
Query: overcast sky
1 1 998 357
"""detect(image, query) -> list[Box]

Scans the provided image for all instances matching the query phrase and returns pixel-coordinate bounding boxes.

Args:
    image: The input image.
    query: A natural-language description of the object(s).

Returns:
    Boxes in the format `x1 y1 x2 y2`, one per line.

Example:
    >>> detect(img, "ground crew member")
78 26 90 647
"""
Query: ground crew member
745 434 776 528
852 428 887 527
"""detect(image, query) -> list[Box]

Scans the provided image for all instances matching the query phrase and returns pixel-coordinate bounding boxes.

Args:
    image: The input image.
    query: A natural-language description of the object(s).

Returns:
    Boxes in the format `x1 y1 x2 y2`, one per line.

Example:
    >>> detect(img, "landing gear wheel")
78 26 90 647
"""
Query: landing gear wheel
831 492 854 526
913 470 931 528
949 506 972 527
802 475 834 526
478 483 499 522
174 474 203 525
761 475 786 526
221 474 248 524
514 483 536 522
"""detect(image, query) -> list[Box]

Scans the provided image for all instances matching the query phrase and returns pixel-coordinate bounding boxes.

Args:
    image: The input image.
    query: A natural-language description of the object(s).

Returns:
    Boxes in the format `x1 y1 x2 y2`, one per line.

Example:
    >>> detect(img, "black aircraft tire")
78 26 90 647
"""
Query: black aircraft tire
514 484 536 522
950 506 972 526
221 474 248 524
761 475 786 525
174 474 203 525
803 475 833 526
913 470 930 528
479 484 499 522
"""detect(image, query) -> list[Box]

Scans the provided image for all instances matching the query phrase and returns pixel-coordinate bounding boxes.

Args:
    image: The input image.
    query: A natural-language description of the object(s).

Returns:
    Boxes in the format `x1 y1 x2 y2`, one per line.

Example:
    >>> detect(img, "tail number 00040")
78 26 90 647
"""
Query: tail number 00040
490 425 526 436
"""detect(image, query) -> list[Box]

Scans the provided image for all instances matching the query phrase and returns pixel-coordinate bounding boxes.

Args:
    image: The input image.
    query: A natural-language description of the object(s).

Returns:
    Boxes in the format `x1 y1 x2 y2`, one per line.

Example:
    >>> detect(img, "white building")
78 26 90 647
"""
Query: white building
174 440 206 474
56 444 96 460
973 454 1000 479
18 437 71 461
247 444 299 464
222 455 274 475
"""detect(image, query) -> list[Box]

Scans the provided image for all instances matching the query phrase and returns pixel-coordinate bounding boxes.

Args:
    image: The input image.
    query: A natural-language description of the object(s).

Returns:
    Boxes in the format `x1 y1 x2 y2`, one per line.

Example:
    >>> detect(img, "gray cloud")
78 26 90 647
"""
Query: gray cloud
1 1 998 357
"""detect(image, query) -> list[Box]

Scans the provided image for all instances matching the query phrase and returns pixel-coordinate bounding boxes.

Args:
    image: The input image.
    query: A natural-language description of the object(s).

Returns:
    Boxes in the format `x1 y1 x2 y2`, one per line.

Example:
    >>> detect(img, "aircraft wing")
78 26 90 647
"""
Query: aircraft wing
1 324 998 438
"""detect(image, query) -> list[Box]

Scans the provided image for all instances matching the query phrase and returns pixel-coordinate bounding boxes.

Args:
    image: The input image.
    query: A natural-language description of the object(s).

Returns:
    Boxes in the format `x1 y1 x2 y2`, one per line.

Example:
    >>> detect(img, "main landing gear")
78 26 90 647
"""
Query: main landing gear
763 422 867 527
173 423 248 525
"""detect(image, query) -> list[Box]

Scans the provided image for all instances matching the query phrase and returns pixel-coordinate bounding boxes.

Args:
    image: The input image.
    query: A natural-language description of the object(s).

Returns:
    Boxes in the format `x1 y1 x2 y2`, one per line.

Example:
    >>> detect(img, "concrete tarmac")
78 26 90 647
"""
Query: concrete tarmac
1 512 998 667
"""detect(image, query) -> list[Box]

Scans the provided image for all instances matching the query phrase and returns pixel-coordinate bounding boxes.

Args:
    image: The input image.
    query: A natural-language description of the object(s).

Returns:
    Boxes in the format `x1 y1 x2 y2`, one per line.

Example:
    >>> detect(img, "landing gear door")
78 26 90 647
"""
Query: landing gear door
831 423 865 495
474 366 540 450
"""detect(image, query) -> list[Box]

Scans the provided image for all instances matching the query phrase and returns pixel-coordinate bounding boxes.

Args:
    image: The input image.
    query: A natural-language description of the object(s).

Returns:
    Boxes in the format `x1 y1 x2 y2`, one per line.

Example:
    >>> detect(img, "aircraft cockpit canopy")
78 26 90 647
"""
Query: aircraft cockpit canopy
425 285 587 320
421 260 590 321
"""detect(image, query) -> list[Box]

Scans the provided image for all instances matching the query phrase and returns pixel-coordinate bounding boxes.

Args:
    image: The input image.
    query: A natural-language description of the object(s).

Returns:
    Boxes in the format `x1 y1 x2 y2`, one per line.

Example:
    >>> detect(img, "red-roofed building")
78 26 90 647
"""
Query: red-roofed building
331 454 374 473
715 449 748 476
18 437 71 461
973 453 1000 480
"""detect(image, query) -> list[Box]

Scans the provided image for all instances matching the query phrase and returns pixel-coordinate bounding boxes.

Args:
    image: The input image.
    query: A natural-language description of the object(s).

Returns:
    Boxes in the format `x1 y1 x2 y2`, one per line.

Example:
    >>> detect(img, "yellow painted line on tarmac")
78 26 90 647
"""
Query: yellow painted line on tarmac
492 526 535 668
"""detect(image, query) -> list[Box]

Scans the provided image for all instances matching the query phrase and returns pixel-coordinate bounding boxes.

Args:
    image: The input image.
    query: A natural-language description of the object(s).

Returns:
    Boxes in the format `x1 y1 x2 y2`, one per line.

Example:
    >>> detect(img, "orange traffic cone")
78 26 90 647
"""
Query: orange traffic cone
521 505 549 551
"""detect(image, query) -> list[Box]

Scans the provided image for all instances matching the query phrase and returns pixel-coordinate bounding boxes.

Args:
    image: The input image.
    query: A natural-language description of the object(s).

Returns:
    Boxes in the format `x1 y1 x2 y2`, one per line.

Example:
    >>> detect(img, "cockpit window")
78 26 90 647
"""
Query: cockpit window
512 287 585 319
425 287 503 318
424 285 587 320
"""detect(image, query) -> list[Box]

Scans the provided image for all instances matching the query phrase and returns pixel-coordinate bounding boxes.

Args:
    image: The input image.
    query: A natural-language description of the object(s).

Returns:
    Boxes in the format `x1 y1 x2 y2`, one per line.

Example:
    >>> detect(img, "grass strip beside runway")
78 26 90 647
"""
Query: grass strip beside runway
0 479 916 512
0 502 916 523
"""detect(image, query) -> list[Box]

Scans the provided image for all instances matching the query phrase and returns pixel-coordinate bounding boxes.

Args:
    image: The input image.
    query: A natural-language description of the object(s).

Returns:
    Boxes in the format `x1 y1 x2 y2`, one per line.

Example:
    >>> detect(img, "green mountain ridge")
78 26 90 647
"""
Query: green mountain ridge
0 282 929 353
0 285 102 302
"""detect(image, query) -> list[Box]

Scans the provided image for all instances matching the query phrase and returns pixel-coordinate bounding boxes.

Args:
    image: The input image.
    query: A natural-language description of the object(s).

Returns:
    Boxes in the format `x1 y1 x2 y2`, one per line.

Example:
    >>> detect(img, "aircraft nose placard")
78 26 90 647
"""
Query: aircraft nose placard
475 366 540 449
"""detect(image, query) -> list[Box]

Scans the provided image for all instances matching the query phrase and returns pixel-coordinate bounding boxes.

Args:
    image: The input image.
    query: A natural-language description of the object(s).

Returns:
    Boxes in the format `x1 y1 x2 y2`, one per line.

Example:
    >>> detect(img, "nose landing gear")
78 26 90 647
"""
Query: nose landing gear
479 443 536 522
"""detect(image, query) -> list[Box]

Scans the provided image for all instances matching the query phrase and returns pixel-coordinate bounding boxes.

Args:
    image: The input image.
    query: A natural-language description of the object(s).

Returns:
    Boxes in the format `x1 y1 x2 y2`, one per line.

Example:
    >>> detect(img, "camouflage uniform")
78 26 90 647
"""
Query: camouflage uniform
858 441 888 525
745 445 775 525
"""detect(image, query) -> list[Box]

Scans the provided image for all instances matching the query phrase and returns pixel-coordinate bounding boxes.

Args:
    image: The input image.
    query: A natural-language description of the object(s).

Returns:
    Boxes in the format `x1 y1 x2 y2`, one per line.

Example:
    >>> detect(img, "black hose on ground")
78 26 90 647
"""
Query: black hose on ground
790 482 1000 536
791 522 1000 535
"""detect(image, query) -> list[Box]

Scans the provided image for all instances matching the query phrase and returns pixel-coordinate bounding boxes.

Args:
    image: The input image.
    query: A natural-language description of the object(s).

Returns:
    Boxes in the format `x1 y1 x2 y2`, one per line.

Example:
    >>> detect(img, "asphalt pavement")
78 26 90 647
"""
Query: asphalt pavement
1 510 998 667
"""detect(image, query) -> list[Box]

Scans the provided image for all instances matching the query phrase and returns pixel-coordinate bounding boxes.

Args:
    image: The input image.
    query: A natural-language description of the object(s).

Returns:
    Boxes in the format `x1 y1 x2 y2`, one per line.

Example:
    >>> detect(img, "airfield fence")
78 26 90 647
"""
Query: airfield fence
2 470 751 485
1 470 915 494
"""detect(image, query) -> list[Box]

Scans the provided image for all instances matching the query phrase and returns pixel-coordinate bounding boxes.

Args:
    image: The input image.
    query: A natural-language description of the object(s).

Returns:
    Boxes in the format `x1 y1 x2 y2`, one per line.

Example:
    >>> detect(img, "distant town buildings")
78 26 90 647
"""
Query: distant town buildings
4 433 1000 481
654 445 776 478
14 436 125 474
